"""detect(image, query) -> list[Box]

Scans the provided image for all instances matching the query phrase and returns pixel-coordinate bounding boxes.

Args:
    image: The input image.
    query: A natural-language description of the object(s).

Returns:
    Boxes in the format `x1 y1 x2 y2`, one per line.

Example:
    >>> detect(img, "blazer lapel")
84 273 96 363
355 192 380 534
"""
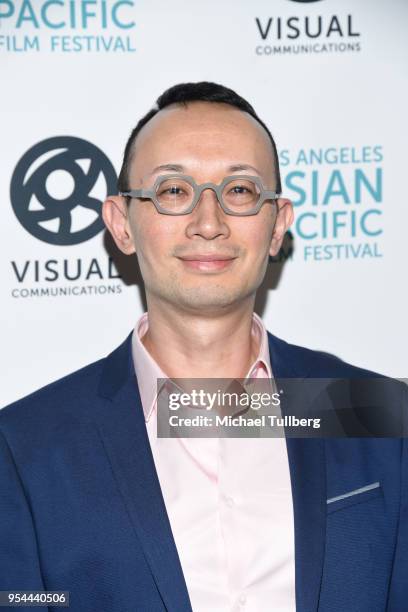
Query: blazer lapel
268 332 327 612
94 333 193 612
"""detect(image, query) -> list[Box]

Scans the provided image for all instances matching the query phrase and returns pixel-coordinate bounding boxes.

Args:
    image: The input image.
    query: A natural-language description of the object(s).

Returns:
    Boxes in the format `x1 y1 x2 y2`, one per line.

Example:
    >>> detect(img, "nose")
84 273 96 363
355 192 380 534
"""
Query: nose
185 186 230 241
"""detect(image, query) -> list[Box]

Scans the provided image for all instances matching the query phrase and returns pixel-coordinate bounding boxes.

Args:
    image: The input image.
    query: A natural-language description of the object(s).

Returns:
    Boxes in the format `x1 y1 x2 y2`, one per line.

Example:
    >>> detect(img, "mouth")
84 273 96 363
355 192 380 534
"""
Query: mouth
177 254 237 272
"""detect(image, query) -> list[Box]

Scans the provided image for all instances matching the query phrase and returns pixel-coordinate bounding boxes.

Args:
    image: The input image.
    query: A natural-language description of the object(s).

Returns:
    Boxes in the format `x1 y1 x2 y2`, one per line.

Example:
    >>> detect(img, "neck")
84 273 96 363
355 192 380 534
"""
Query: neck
141 297 259 379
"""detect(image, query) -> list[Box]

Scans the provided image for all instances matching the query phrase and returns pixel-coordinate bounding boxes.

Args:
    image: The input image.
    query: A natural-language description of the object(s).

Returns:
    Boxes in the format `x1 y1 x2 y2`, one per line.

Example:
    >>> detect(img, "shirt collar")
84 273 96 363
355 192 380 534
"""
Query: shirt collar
132 311 273 423
246 311 274 380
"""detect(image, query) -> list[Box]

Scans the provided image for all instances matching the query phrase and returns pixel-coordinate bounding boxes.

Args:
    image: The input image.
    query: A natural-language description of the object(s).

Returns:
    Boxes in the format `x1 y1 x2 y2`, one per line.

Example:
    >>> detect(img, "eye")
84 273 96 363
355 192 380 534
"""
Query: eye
156 179 193 204
227 183 257 196
163 186 183 195
157 185 189 197
230 185 251 194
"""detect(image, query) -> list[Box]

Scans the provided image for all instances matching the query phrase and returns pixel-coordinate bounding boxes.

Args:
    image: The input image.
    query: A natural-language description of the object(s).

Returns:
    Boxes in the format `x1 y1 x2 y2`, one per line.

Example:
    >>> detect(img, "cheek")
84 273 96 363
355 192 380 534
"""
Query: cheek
236 215 274 257
131 213 182 261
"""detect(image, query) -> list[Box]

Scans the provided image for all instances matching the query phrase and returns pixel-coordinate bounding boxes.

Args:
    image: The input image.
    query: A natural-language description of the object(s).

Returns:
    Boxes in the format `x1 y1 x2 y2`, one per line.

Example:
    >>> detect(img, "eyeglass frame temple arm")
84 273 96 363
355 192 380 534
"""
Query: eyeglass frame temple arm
119 188 157 198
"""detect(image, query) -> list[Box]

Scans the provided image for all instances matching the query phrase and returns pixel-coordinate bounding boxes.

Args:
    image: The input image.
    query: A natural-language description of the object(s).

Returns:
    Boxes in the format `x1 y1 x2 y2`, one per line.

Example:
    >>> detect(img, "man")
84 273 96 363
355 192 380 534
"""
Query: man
0 82 406 612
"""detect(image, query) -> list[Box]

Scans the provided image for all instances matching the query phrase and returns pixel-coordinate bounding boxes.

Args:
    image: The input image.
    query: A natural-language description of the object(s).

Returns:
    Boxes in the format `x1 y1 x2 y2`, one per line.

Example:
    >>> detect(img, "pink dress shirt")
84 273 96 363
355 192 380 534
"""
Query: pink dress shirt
132 312 296 612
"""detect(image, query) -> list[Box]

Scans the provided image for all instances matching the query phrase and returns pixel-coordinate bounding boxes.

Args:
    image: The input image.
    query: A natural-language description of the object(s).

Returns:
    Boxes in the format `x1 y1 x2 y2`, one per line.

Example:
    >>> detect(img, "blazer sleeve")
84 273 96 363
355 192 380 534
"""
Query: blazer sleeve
0 427 49 610
387 383 408 611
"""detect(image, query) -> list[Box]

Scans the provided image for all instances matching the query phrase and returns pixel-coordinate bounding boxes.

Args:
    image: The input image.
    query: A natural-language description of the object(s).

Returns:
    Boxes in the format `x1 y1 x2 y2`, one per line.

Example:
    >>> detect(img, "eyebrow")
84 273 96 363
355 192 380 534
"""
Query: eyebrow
148 164 184 176
147 163 262 177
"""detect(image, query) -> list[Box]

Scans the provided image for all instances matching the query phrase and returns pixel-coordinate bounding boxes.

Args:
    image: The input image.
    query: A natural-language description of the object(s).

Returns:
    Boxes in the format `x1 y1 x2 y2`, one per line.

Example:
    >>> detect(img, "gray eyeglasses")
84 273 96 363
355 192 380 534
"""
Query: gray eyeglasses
119 174 281 216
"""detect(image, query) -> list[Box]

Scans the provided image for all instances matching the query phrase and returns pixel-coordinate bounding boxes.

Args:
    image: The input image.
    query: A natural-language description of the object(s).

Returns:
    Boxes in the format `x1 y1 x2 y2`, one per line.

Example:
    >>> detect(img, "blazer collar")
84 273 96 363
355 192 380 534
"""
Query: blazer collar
96 329 326 612
96 331 193 612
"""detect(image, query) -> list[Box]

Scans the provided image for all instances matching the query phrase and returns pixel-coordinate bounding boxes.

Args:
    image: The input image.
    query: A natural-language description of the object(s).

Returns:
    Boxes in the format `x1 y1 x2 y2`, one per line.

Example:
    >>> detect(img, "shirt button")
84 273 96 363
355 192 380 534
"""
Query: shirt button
239 593 247 605
225 496 235 507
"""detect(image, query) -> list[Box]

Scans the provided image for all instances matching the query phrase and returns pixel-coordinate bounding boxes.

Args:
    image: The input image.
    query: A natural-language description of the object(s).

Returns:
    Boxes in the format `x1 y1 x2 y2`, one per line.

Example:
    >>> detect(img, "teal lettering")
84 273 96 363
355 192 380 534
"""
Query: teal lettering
69 0 76 27
361 209 382 236
0 0 13 19
41 0 64 28
350 244 362 258
285 171 306 206
322 170 350 205
16 0 39 28
112 0 134 29
101 0 107 27
332 211 348 238
295 149 308 165
311 170 318 205
81 0 97 27
296 212 317 240
113 36 125 51
355 168 382 203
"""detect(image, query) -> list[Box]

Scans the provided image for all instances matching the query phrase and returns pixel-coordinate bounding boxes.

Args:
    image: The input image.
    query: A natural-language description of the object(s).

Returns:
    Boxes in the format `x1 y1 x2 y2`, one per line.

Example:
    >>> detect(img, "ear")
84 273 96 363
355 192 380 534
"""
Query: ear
269 198 294 257
102 196 136 255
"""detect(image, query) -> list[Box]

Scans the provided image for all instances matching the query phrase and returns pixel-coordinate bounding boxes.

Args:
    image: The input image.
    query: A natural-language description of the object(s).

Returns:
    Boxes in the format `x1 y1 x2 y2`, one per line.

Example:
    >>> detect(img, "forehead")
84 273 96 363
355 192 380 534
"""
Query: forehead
129 101 275 181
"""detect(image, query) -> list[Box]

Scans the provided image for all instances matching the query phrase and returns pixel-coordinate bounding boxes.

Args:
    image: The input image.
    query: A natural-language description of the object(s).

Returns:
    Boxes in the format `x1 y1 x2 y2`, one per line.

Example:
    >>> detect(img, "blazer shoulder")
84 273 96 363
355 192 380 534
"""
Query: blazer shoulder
0 355 106 434
267 332 406 430
267 330 385 379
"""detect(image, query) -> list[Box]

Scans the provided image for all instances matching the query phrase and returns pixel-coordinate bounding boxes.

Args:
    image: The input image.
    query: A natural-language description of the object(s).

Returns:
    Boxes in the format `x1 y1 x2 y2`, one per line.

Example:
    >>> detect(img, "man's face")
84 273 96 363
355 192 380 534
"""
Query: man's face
104 101 293 315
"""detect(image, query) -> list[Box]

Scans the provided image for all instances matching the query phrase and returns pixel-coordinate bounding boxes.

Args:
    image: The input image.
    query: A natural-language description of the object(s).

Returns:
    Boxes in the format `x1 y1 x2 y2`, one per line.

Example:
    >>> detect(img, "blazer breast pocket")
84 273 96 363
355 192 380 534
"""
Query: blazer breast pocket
326 481 383 514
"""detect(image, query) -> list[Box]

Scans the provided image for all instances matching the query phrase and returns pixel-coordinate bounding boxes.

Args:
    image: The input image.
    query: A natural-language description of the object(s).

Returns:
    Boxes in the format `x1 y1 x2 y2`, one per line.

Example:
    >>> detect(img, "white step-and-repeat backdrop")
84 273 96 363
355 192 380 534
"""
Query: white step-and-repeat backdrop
1 0 407 407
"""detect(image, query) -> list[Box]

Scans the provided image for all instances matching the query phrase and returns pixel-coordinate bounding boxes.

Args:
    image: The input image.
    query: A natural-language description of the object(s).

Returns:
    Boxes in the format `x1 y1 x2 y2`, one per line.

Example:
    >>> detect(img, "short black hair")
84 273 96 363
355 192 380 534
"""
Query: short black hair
117 81 281 194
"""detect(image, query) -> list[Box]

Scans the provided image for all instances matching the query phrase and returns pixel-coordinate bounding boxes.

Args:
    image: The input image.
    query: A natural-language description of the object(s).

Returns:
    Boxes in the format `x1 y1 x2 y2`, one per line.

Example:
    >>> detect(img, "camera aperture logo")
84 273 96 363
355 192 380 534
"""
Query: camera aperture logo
10 136 117 246
9 136 122 300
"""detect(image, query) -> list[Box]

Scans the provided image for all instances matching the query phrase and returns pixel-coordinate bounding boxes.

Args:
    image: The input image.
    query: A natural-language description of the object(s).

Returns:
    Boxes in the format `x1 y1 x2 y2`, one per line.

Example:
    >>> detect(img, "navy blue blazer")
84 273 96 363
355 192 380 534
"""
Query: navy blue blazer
0 331 407 612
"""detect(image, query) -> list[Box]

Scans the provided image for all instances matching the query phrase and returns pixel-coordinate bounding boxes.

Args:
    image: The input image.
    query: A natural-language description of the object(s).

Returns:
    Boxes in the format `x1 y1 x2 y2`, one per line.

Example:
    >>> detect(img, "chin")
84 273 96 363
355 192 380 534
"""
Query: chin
175 288 250 312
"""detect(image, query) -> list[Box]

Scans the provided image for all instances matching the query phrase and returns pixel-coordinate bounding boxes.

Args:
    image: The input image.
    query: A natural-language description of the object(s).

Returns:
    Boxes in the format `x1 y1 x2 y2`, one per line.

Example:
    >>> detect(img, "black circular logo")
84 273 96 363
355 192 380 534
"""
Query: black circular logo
10 136 117 246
